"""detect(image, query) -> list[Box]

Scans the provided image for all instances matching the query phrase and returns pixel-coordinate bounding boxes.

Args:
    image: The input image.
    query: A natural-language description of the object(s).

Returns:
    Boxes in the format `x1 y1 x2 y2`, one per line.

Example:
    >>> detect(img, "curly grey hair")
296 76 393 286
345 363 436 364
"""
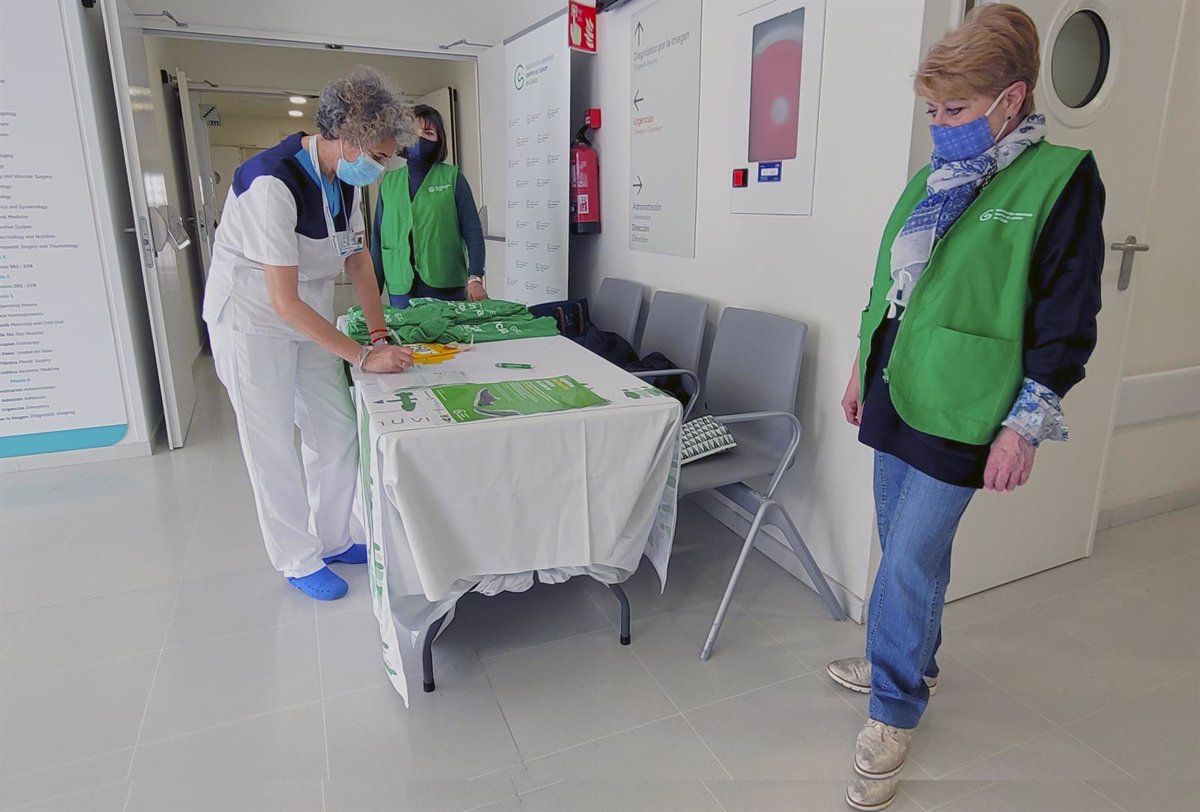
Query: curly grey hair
315 67 417 152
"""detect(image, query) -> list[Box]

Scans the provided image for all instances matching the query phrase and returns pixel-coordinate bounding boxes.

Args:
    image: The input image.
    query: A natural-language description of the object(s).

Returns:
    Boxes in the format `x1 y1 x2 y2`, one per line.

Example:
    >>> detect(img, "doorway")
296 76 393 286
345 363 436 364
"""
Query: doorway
104 11 484 447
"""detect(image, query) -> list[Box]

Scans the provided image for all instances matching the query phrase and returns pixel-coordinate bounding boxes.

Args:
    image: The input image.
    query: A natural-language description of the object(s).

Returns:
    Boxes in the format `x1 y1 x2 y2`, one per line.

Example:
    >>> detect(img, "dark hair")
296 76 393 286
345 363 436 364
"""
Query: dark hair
408 103 449 163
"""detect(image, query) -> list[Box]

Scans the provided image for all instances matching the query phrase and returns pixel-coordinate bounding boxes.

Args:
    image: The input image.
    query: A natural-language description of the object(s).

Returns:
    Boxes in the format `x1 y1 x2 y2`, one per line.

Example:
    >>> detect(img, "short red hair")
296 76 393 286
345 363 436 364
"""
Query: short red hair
915 4 1040 117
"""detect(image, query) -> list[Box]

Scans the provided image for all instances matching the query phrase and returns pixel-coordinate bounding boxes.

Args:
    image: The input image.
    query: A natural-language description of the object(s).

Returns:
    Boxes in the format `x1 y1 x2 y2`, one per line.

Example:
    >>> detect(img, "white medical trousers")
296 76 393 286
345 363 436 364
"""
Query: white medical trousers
210 326 358 578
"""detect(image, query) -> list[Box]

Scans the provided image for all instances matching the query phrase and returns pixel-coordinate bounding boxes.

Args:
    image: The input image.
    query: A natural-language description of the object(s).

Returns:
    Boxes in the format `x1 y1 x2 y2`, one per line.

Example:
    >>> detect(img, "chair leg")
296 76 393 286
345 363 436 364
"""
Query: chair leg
422 612 448 693
700 501 770 661
763 500 847 621
609 583 631 645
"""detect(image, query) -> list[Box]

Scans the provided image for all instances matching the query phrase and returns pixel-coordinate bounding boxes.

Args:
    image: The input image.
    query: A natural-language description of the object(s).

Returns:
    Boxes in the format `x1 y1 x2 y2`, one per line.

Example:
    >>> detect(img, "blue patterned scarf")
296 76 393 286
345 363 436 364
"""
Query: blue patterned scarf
887 114 1046 315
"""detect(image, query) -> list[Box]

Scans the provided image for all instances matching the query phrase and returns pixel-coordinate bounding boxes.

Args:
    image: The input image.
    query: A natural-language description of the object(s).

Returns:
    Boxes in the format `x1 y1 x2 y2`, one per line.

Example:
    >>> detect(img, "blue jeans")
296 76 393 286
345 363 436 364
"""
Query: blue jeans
867 452 975 729
388 279 466 309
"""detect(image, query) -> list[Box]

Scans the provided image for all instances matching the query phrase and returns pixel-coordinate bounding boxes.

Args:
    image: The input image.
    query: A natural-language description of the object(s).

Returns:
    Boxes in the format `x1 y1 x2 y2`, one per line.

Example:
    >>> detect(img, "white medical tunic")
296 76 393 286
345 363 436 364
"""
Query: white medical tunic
203 132 363 338
202 133 365 580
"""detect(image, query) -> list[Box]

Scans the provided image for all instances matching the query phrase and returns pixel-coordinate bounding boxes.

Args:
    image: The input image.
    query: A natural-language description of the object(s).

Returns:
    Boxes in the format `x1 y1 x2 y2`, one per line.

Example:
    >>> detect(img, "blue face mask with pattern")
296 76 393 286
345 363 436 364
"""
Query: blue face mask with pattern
929 89 1009 162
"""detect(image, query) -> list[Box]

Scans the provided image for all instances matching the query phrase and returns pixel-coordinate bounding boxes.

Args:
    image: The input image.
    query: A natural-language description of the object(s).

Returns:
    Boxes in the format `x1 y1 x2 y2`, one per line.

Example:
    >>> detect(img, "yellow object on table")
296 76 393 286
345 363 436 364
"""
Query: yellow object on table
408 343 466 365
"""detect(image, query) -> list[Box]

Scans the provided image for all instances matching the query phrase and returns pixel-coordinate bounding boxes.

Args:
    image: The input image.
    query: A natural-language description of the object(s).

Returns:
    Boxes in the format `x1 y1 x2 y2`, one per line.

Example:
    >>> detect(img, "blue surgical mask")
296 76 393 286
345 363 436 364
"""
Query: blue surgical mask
336 140 385 186
406 136 438 163
930 90 1009 162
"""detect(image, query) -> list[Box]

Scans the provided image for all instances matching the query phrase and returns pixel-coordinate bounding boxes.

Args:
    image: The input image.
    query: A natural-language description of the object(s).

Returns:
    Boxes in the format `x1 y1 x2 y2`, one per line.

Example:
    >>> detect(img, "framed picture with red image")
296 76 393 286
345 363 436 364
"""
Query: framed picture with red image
730 0 826 216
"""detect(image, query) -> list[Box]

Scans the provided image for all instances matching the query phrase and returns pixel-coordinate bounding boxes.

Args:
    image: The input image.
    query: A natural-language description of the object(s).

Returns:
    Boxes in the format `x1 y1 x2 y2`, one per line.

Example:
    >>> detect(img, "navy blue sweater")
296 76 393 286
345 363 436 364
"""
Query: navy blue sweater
859 154 1106 488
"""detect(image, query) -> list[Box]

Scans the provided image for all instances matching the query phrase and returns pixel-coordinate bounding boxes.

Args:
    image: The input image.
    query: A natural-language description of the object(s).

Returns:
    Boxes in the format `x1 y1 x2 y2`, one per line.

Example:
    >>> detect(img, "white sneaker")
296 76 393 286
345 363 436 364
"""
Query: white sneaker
846 775 899 811
827 657 938 695
854 719 912 780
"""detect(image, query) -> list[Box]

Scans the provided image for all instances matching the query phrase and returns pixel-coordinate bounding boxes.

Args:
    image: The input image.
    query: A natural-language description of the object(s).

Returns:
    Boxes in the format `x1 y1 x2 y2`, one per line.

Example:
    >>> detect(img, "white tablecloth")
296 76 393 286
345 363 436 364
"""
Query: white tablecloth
351 336 681 704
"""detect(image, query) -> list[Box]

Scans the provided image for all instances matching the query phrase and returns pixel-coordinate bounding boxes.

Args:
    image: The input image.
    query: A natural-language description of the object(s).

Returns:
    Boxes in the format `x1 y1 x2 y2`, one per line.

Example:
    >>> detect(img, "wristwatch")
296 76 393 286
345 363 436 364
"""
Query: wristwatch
468 275 485 286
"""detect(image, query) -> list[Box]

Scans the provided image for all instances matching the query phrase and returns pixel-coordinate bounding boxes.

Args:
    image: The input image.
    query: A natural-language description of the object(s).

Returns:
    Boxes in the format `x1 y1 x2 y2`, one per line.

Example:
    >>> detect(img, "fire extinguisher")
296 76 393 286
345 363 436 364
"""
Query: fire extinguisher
570 109 601 235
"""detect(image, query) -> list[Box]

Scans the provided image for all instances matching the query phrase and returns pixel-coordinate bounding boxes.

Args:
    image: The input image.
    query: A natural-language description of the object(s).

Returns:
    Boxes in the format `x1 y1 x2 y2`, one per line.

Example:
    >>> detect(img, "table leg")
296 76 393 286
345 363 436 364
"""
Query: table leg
423 612 448 693
608 583 631 645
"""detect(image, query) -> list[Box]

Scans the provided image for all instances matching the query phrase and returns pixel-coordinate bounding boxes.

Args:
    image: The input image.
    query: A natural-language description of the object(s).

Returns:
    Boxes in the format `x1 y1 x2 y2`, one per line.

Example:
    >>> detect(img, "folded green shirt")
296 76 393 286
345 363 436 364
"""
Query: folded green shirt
345 299 559 345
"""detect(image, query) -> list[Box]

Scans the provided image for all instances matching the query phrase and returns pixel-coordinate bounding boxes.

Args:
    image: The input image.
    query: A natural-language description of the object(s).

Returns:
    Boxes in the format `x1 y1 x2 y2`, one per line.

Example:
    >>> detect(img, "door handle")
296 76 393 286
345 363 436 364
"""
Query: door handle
1110 236 1149 291
136 215 155 270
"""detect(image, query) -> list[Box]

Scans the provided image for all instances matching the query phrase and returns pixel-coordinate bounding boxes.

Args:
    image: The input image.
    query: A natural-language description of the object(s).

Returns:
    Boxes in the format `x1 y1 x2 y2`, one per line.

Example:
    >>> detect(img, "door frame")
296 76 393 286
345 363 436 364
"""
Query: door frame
100 0 199 449
173 69 216 277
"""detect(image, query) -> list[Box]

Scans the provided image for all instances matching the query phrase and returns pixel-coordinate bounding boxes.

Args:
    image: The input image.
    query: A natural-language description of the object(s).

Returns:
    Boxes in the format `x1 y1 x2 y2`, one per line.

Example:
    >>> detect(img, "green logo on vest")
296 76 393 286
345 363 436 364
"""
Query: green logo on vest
979 208 1034 224
427 183 452 193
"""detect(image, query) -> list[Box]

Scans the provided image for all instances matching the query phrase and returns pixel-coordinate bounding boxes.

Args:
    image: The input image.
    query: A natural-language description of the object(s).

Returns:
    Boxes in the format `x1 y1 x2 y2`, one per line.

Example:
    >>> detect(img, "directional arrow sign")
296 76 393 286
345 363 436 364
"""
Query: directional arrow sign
628 0 701 257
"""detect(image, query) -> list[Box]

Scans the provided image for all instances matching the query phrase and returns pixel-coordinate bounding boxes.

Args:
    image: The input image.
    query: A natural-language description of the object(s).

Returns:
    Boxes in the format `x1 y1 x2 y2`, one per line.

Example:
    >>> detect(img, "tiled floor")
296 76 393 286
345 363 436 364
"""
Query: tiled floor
1 363 1197 811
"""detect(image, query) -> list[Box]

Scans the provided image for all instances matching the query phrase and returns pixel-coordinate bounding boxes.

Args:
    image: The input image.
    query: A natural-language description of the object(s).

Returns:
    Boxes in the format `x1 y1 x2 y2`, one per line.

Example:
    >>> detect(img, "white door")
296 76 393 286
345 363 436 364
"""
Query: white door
175 70 217 278
100 0 197 448
948 0 1183 599
210 145 242 219
417 86 460 166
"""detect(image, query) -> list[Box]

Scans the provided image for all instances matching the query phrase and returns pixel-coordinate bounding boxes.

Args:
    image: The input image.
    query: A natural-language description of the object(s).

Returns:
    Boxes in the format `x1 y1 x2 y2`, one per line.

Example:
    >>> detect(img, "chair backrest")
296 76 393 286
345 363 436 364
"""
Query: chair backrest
638 291 708 373
590 277 645 345
705 307 808 447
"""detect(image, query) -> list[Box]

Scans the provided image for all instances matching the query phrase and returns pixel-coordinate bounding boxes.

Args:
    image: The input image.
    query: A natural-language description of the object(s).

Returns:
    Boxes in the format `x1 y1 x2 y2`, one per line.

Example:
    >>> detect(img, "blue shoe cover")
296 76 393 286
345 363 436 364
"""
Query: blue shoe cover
323 543 368 566
287 567 348 600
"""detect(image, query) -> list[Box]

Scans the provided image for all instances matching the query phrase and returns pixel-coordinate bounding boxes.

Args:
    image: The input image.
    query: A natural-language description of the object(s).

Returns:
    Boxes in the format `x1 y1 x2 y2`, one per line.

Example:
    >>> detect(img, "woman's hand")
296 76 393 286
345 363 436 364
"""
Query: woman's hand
466 279 488 302
984 427 1036 492
362 345 414 373
841 363 863 427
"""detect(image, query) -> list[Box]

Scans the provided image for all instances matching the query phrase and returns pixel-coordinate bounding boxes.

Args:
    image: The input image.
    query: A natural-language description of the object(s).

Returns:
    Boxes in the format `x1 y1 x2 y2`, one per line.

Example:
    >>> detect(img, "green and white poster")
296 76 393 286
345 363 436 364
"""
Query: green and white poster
432 377 608 423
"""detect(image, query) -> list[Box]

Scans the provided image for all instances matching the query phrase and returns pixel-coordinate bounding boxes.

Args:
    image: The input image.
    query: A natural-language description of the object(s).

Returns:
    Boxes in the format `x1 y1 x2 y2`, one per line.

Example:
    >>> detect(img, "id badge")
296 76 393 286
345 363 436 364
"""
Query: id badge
332 229 365 258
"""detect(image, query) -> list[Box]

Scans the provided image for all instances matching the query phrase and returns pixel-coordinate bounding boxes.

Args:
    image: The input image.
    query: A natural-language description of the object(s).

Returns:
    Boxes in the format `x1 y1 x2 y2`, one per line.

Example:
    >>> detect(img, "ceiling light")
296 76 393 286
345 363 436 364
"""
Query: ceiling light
288 109 304 117
289 96 307 104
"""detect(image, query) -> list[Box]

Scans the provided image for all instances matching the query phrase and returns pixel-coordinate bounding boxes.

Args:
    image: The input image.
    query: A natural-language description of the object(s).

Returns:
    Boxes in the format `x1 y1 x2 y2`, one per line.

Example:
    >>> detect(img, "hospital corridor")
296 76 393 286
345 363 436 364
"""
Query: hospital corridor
1 1 1197 810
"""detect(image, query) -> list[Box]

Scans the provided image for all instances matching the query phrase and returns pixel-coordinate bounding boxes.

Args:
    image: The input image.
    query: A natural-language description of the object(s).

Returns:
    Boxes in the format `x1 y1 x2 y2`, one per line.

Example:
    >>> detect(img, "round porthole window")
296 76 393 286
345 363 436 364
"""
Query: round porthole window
1051 10 1111 109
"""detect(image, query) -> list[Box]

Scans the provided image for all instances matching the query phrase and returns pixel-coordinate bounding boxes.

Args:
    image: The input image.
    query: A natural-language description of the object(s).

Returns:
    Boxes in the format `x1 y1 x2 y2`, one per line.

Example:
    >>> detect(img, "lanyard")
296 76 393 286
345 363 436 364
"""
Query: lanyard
307 135 364 258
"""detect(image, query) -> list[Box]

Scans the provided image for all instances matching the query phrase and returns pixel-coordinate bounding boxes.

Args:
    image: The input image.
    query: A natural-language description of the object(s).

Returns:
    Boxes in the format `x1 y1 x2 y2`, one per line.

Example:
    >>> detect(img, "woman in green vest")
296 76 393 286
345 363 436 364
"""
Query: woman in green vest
828 7 1105 810
371 104 486 307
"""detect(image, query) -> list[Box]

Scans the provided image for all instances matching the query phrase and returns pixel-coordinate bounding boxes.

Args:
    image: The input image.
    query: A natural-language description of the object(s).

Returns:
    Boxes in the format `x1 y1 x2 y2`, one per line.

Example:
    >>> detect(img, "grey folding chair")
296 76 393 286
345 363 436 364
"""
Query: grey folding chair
590 277 645 345
678 307 846 660
633 290 708 420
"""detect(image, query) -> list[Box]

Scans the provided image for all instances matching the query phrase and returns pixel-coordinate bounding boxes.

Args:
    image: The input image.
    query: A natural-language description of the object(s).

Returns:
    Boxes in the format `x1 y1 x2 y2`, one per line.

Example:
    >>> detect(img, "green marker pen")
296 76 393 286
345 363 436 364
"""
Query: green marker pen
496 362 534 369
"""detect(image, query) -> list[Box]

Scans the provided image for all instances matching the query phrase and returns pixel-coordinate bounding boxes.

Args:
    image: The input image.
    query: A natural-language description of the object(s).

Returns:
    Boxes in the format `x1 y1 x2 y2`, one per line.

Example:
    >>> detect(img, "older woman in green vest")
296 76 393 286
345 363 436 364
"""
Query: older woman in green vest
828 7 1105 810
370 104 486 307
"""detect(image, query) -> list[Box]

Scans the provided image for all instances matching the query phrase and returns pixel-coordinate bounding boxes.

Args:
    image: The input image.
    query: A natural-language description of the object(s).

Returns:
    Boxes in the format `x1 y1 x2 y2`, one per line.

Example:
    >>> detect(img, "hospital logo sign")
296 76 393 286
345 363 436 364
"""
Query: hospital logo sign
979 208 1034 224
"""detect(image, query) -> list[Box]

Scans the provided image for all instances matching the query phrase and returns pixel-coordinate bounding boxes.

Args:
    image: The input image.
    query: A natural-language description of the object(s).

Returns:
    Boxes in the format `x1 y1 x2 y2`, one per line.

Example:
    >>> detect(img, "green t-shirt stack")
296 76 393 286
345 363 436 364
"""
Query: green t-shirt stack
345 298 560 345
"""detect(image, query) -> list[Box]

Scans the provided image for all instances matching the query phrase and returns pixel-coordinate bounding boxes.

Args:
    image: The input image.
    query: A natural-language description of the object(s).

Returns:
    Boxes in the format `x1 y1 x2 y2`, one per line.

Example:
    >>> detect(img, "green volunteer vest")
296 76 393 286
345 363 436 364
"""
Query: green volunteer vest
858 142 1089 444
379 162 468 294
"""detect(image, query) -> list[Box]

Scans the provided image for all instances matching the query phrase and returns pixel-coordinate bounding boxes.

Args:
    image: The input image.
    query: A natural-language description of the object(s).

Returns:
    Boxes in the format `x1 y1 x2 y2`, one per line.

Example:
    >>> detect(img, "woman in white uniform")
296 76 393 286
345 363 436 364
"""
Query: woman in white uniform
203 68 416 600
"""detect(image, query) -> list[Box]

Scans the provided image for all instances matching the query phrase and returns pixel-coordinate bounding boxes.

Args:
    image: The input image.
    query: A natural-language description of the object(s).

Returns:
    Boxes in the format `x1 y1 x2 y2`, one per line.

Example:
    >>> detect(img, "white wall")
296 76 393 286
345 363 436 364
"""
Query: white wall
1102 0 1200 513
153 37 484 196
570 0 927 605
205 114 299 151
127 0 506 56
906 0 961 175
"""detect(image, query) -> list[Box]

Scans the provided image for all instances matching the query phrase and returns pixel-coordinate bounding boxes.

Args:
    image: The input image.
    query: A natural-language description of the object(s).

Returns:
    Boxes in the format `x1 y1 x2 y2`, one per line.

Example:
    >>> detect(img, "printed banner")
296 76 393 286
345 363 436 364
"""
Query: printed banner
505 14 570 304
0 1 128 458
